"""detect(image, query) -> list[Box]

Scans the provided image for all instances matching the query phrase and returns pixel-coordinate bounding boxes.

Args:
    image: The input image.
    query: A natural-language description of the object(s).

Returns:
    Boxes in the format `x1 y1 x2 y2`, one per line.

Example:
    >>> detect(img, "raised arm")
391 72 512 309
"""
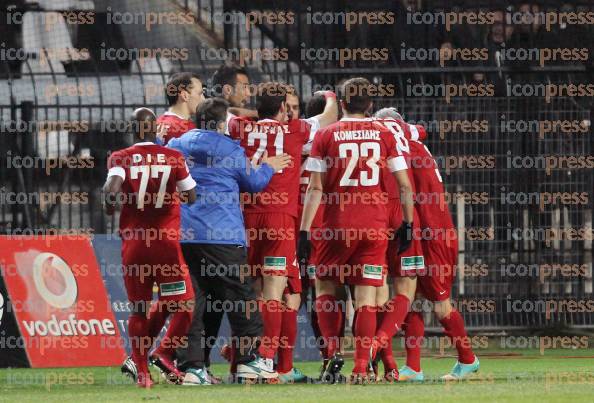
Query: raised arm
311 91 338 129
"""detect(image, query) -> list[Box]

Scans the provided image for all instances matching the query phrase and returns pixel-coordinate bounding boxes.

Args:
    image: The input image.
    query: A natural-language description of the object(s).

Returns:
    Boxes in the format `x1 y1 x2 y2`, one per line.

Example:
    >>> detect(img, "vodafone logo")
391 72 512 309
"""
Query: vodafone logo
32 252 78 309
21 252 116 337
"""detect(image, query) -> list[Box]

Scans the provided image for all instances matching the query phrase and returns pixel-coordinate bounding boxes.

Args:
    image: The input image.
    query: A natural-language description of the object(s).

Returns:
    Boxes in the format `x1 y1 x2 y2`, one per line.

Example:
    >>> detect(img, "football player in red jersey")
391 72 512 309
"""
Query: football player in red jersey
298 78 415 384
156 72 205 145
297 91 349 374
228 82 337 382
367 109 429 381
210 62 257 133
103 108 197 388
375 108 479 382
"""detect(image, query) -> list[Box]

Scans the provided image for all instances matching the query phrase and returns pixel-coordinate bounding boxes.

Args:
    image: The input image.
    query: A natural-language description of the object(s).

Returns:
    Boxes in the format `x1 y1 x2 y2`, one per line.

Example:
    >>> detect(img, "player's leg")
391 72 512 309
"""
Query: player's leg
203 306 224 383
174 243 215 385
352 284 378 381
372 205 420 361
278 289 310 383
420 240 479 380
150 242 195 384
373 270 416 353
347 236 386 384
374 208 424 355
147 299 169 342
375 281 398 381
121 240 154 388
128 301 153 388
399 307 425 382
259 268 289 360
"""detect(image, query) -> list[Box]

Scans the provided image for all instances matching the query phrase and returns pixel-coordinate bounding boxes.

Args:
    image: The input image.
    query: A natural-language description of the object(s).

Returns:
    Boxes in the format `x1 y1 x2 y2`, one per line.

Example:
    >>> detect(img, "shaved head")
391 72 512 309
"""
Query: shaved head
131 107 157 142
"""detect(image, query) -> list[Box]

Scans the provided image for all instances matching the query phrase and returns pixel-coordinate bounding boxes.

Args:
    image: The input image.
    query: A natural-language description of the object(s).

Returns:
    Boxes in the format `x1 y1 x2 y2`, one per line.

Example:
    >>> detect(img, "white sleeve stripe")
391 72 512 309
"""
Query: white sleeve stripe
409 125 419 141
388 156 408 172
107 167 126 180
176 175 197 191
305 157 326 172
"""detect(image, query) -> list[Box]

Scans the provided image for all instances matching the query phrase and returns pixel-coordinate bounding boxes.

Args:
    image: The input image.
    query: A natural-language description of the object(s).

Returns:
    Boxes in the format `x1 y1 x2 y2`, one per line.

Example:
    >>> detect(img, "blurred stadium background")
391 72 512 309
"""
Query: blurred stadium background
0 0 592 334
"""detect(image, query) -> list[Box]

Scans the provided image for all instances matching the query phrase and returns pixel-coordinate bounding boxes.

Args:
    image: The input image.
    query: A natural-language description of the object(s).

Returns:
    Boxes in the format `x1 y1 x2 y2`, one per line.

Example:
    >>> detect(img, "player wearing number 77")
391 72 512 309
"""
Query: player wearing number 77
298 78 415 384
102 108 198 388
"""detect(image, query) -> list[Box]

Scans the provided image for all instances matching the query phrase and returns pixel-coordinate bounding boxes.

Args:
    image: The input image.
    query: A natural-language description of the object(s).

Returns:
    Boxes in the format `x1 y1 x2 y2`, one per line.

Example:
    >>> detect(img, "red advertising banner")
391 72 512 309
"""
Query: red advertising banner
0 236 126 367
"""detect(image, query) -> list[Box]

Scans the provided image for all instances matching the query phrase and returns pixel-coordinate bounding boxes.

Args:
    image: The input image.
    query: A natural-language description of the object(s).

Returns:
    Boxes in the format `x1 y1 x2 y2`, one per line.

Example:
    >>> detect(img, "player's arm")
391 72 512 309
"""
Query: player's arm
103 152 126 215
311 91 338 129
298 156 325 266
175 156 198 205
236 150 291 193
393 169 414 223
300 170 323 232
228 107 258 119
102 175 123 216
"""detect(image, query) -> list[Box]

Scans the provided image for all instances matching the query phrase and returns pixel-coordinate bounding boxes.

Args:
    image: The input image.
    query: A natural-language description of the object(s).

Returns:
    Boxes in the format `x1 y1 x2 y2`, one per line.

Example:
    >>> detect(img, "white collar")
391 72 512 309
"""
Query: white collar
135 142 155 146
340 117 372 122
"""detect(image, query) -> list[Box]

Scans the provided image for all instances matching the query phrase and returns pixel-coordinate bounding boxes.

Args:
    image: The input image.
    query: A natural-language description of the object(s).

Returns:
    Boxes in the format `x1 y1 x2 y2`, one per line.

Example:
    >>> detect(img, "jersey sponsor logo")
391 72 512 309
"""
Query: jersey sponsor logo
362 264 383 280
401 256 425 271
264 256 287 270
160 281 187 297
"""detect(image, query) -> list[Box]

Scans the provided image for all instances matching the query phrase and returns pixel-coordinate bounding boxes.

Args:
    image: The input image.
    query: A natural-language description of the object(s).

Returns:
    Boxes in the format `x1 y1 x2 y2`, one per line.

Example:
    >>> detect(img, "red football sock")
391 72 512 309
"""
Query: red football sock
353 305 377 374
258 299 283 359
309 304 327 358
147 301 169 340
376 294 411 346
315 294 343 358
229 343 238 374
277 307 298 374
153 308 192 358
128 313 150 374
404 311 424 372
439 310 475 364
376 309 396 372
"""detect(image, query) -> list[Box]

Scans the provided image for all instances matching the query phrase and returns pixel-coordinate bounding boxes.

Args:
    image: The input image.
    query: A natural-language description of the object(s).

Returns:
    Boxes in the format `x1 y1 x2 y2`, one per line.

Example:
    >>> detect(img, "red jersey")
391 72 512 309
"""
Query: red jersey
298 117 324 228
409 140 454 231
228 117 311 217
307 117 407 230
107 142 196 239
375 118 427 200
157 112 196 144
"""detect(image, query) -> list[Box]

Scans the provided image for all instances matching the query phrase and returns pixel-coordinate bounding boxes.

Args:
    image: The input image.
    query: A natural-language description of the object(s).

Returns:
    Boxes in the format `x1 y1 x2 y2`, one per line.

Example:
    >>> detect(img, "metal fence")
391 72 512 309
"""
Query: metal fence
1 0 593 330
2 95 592 329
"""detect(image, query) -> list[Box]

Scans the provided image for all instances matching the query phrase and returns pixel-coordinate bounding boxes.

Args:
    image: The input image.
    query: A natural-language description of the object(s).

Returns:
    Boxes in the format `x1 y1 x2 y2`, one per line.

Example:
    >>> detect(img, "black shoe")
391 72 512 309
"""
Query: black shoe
320 353 345 384
121 356 138 382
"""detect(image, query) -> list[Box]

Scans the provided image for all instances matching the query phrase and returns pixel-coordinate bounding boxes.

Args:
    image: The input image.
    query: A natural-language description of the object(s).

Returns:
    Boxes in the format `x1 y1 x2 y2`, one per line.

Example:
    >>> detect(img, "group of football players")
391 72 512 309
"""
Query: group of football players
103 63 480 387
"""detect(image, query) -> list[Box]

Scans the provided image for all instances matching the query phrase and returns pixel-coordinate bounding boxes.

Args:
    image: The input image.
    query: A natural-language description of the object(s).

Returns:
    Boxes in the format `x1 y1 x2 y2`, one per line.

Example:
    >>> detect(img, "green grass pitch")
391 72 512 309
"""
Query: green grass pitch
1 348 593 402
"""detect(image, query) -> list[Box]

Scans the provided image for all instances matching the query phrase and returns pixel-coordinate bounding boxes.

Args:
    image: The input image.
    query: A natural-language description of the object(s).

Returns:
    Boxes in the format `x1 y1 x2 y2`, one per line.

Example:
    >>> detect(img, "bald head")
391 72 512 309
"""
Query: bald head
374 107 403 121
131 107 157 142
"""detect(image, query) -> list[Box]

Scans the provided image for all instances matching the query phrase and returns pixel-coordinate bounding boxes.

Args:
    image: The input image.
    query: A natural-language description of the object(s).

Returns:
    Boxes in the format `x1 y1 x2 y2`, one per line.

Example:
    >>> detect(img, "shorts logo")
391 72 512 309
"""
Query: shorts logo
401 256 425 271
307 265 316 280
264 256 286 271
160 281 186 297
362 265 383 280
